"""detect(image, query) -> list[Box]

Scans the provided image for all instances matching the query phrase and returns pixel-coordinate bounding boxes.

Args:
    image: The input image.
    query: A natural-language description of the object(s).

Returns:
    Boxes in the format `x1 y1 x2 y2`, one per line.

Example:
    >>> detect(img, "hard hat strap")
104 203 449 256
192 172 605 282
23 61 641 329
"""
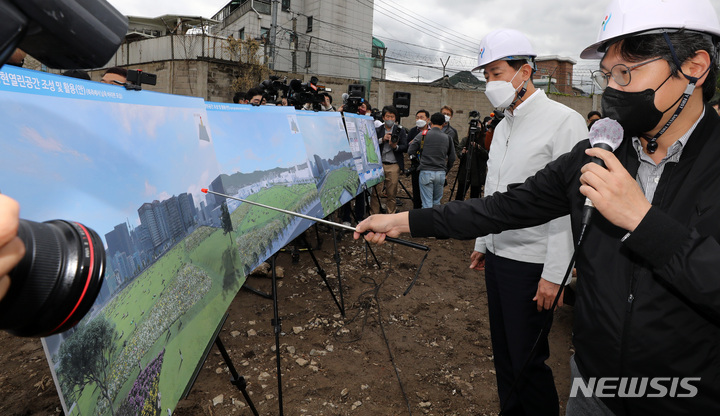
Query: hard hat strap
643 32 712 153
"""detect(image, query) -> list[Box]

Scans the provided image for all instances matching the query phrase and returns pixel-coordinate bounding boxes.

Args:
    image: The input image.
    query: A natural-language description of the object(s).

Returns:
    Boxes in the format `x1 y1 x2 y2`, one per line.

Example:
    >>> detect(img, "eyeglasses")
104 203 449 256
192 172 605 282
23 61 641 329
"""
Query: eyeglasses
591 57 663 89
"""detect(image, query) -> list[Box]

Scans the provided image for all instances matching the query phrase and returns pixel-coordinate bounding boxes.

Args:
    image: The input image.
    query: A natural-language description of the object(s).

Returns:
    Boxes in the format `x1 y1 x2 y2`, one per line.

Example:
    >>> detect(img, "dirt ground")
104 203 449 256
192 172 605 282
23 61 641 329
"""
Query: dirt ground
0 168 575 416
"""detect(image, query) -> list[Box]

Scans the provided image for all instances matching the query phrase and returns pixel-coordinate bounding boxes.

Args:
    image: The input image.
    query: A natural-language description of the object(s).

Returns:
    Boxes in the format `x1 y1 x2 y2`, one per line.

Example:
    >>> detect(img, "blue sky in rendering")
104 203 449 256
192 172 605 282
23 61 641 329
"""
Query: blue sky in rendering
0 67 219 242
295 111 353 161
206 103 308 174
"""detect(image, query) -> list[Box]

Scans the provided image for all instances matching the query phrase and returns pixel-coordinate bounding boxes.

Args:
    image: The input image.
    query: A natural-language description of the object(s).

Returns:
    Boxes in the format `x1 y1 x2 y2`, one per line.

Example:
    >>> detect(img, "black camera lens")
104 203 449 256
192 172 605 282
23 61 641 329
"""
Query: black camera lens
0 219 105 337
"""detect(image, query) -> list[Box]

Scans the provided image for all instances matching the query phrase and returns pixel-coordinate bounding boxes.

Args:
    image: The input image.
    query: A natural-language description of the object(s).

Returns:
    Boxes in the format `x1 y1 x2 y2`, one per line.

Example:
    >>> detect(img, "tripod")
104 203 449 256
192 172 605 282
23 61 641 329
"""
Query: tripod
182 314 258 415
450 118 487 201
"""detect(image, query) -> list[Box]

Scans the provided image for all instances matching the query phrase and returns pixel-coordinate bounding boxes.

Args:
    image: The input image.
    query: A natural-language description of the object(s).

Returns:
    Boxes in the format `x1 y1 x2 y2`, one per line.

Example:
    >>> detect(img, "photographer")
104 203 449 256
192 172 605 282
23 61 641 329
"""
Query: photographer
319 92 335 111
370 105 408 214
407 110 431 209
441 106 460 156
245 87 264 106
0 195 23 302
455 124 489 201
100 67 127 85
408 113 456 208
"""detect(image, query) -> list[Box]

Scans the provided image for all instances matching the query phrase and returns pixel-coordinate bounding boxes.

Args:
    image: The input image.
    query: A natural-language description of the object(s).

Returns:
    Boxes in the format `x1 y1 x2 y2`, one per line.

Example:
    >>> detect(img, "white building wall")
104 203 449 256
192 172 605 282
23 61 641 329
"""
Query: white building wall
211 0 378 79
100 0 384 80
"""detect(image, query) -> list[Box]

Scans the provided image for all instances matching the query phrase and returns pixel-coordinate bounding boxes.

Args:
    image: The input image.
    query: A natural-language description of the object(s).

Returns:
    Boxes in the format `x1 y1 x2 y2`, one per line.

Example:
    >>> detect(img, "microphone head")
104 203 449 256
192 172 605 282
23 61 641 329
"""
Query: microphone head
588 118 624 151
341 92 349 103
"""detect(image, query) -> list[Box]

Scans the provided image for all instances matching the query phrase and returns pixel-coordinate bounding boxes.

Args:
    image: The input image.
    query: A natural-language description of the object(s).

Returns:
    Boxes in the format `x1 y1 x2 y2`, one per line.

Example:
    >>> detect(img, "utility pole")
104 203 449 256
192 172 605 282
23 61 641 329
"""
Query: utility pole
269 0 279 70
440 56 450 77
292 14 297 73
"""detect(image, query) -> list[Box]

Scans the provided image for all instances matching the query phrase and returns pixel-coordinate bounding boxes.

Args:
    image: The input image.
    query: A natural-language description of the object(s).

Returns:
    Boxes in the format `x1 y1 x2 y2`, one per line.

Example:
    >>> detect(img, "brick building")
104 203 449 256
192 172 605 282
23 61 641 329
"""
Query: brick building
533 55 577 95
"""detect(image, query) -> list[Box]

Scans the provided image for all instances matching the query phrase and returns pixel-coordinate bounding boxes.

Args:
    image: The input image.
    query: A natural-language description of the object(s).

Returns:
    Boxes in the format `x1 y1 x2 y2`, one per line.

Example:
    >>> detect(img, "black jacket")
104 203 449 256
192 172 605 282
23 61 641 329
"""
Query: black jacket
456 135 489 186
376 124 408 170
410 108 720 415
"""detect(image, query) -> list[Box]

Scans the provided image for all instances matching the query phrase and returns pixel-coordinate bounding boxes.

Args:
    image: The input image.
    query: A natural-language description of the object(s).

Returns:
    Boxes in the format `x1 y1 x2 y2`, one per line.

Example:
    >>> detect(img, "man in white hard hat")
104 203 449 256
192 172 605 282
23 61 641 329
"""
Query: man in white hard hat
469 28 586 415
355 0 720 414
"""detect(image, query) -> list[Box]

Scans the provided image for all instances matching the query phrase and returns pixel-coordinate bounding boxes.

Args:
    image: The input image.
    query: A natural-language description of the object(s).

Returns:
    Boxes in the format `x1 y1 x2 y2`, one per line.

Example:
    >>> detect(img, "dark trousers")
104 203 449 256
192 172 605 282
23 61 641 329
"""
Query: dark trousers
340 191 366 224
484 251 559 416
411 170 422 209
455 182 481 200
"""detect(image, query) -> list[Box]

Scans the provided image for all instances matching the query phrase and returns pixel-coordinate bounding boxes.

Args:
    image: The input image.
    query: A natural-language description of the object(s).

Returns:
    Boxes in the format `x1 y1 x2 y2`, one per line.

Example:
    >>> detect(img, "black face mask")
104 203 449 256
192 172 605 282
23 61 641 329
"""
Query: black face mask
601 74 674 137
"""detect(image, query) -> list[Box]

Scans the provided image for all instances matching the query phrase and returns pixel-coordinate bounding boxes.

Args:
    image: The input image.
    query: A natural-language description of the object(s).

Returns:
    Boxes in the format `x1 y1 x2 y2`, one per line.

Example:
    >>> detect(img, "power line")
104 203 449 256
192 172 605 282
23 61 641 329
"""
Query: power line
370 0 480 52
377 0 483 47
355 0 478 54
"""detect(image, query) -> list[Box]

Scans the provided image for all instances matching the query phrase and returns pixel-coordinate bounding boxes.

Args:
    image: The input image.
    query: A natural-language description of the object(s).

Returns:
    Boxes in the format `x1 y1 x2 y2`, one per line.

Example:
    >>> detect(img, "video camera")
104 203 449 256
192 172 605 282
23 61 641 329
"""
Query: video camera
286 76 331 111
259 75 289 103
342 84 366 114
468 110 484 143
0 0 127 337
124 69 157 91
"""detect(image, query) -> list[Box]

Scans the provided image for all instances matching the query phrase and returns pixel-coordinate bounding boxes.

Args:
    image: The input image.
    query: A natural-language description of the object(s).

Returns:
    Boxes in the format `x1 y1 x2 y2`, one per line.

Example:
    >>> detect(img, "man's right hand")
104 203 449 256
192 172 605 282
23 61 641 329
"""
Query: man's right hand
354 212 410 245
383 133 392 142
469 251 485 271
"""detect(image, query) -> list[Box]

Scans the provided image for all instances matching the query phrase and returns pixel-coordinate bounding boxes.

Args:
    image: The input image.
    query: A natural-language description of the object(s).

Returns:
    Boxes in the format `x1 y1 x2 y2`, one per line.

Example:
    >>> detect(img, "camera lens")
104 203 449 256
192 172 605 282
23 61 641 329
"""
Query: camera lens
0 219 105 337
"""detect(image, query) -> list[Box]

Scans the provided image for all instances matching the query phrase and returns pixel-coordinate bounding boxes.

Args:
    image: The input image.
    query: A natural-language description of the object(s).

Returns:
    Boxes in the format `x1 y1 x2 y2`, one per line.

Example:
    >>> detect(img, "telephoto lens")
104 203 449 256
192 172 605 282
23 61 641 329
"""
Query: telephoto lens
0 219 105 337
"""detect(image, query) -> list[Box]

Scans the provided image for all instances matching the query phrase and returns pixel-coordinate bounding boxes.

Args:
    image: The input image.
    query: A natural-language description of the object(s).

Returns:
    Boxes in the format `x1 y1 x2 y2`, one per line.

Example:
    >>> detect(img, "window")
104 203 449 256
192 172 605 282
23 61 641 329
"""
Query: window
306 16 313 33
260 27 270 43
305 51 312 68
372 45 385 69
238 28 245 40
372 46 384 59
282 0 291 11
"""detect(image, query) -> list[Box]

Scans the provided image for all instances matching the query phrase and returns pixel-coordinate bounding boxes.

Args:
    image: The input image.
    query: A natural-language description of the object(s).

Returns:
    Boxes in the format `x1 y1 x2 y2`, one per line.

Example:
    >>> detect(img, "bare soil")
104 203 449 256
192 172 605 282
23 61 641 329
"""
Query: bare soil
0 169 574 416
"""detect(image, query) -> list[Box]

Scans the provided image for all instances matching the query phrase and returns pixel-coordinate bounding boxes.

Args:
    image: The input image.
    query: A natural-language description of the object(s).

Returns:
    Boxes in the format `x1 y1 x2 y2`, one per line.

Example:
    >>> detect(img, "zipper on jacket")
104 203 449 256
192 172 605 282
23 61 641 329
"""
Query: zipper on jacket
618 266 640 415
626 293 635 311
492 123 513 251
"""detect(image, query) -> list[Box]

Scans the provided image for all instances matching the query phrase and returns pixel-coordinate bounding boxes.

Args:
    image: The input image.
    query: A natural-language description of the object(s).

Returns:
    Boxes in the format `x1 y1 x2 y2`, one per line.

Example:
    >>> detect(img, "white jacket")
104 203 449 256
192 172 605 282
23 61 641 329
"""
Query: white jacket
474 89 587 284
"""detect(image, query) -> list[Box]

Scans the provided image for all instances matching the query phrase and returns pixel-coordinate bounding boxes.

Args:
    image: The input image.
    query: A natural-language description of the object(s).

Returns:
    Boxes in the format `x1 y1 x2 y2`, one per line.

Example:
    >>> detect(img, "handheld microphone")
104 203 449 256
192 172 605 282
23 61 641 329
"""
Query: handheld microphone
582 118 624 226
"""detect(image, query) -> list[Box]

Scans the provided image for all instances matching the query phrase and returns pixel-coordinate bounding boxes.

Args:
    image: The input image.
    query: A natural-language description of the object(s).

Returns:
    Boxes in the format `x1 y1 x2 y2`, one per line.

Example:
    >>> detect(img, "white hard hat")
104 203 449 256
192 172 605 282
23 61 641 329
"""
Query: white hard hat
581 0 720 59
473 29 536 71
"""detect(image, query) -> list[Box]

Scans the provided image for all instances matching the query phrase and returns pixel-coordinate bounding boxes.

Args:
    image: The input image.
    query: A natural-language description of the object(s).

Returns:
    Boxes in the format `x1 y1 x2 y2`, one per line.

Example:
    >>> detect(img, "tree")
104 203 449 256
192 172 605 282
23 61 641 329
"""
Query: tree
57 316 119 415
224 36 269 93
220 201 234 244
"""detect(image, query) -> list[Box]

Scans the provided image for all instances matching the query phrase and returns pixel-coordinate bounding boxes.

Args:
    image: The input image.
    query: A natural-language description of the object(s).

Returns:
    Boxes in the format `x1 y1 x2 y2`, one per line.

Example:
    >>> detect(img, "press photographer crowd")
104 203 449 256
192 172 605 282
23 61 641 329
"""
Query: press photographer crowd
4 0 720 414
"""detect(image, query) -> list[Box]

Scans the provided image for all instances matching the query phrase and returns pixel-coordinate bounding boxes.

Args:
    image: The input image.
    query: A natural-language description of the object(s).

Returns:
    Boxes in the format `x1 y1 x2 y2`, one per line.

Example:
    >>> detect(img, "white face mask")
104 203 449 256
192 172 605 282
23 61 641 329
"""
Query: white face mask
384 119 395 128
444 114 451 123
484 68 523 109
416 119 427 129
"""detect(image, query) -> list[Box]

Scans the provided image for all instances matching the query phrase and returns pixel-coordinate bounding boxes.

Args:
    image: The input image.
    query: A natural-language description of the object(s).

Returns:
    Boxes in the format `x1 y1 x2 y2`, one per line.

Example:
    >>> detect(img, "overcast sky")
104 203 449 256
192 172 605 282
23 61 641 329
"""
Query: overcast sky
107 0 720 86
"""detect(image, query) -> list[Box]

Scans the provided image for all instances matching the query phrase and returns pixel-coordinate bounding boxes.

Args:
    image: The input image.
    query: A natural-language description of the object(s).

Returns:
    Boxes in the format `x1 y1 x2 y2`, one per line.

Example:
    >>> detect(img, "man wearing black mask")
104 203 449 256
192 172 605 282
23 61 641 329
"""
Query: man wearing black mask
355 0 720 414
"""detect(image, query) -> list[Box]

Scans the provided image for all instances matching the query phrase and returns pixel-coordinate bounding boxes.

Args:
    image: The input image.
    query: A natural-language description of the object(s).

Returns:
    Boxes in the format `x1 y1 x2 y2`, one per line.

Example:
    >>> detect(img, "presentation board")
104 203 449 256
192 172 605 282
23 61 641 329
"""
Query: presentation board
343 112 384 189
0 66 244 416
295 111 361 217
0 66 385 416
206 103 321 276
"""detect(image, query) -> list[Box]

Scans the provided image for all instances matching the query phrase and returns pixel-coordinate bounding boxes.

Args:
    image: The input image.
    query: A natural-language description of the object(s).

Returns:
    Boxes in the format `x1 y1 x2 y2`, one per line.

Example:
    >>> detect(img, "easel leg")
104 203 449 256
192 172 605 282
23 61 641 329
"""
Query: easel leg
330 227 346 317
215 336 260 416
241 282 272 299
299 234 345 317
270 255 284 416
397 176 413 200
